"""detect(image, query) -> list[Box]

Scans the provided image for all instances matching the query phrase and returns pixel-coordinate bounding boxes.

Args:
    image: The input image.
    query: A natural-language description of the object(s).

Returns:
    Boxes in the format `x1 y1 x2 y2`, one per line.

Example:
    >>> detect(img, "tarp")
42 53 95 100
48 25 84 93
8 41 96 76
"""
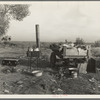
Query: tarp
64 47 87 56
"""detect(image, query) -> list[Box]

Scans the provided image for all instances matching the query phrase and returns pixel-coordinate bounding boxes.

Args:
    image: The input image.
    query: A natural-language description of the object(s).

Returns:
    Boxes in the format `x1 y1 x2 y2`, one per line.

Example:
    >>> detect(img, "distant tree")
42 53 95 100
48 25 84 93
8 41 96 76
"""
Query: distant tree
1 35 11 44
65 39 68 44
94 40 100 47
75 37 85 45
0 4 30 36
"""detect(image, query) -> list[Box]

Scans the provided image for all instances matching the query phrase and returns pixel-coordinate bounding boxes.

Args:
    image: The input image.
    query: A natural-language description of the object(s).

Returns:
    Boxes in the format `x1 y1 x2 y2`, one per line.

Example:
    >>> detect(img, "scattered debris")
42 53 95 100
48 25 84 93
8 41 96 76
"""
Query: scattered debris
60 75 96 94
16 69 22 73
17 81 23 85
4 89 9 94
51 79 57 83
89 77 95 83
1 66 16 74
32 70 43 77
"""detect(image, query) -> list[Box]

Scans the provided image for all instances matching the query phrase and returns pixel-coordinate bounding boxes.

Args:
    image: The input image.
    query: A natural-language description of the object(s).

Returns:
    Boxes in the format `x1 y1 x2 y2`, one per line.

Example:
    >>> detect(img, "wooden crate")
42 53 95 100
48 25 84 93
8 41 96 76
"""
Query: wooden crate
27 51 40 57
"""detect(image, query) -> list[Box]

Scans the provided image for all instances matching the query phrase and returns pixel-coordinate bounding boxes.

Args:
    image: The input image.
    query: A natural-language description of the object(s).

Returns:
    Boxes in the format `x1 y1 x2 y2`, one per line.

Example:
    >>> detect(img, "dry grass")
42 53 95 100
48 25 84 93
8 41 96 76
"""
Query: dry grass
91 47 100 57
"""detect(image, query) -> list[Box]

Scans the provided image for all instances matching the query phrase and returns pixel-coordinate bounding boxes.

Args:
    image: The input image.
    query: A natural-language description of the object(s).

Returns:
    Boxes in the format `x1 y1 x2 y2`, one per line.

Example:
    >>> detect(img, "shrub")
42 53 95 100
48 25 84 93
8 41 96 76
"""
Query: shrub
94 40 100 47
75 37 85 45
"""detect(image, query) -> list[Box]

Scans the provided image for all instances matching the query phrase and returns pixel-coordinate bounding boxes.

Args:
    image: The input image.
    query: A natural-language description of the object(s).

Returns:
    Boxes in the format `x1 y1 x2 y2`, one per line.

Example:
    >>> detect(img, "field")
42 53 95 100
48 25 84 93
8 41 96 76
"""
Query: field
0 41 100 94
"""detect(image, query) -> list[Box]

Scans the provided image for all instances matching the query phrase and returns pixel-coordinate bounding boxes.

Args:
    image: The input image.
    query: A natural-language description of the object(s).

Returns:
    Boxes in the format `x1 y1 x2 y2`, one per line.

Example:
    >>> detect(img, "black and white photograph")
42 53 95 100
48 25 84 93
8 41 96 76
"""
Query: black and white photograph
0 1 100 97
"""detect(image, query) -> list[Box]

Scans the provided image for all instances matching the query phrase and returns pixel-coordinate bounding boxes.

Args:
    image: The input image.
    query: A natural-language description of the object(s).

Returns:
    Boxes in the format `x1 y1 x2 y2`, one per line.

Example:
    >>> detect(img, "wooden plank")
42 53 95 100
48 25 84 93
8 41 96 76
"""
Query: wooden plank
78 63 87 74
63 55 86 59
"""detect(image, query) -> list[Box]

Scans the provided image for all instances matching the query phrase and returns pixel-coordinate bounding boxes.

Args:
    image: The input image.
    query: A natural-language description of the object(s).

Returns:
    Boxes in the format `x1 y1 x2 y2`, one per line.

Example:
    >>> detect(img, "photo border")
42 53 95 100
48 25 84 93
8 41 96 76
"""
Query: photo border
0 0 100 99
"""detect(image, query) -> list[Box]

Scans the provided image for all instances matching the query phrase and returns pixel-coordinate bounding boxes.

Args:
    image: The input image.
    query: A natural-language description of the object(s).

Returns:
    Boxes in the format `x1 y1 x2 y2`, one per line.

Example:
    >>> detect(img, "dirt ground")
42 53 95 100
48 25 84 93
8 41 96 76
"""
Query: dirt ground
0 42 100 94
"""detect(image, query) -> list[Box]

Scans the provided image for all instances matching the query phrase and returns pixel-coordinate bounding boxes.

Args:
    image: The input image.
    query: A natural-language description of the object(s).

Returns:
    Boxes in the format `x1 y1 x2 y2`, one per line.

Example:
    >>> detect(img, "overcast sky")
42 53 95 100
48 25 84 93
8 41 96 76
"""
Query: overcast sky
5 1 100 42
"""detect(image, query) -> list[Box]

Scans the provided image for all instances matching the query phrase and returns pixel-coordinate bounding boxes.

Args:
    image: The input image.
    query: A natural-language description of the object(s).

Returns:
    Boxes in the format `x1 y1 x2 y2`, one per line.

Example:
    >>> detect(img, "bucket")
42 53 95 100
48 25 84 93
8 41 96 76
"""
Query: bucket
71 71 78 78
